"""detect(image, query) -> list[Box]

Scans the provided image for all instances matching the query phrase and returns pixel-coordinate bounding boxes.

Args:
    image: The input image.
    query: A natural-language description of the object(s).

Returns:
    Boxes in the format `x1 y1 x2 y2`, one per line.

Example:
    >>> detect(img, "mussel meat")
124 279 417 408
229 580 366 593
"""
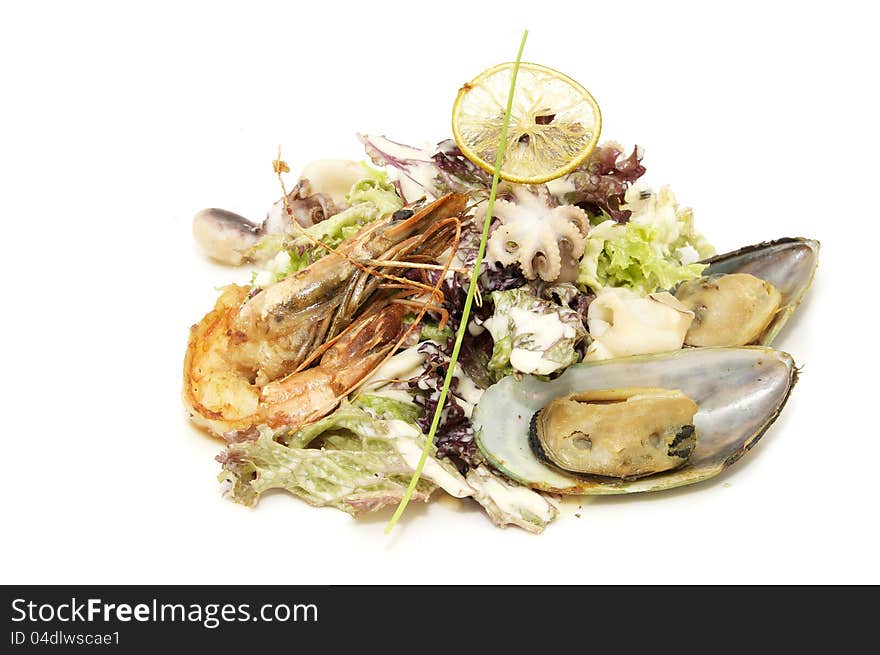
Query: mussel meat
529 387 698 479
698 238 819 345
675 273 782 347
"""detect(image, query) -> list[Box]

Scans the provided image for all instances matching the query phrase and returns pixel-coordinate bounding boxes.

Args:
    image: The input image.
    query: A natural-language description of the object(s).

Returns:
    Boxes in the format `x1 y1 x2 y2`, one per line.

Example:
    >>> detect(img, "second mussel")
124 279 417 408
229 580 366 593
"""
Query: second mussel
679 237 819 346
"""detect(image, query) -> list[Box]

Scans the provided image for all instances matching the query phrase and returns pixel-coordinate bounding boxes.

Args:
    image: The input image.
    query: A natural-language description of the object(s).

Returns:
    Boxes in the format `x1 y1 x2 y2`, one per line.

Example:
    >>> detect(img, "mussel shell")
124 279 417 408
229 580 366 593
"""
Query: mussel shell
700 238 819 345
473 347 797 494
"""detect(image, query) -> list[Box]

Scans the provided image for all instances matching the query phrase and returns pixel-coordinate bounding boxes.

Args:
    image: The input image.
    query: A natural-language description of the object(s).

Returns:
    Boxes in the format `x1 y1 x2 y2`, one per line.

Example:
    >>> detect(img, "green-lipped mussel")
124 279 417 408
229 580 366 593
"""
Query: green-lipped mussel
695 237 819 346
474 347 797 494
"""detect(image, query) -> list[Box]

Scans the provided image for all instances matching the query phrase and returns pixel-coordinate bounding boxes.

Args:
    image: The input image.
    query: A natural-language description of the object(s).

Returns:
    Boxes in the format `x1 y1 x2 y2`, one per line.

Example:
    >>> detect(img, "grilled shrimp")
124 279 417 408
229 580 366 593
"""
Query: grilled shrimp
230 194 466 384
183 193 468 438
184 296 407 437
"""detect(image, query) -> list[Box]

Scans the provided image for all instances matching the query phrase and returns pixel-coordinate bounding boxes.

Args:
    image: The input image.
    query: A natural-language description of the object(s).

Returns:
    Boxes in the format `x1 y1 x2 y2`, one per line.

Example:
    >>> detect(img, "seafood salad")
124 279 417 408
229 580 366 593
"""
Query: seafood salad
183 64 818 534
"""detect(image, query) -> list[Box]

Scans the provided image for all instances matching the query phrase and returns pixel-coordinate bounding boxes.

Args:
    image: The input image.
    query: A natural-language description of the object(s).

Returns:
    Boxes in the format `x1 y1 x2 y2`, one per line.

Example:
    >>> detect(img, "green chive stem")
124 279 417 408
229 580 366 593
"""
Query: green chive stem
385 29 529 534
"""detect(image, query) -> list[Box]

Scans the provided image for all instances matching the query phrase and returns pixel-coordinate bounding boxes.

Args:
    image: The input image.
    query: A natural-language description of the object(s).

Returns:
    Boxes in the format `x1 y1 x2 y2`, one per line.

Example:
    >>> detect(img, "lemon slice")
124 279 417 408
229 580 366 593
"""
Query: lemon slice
452 62 601 185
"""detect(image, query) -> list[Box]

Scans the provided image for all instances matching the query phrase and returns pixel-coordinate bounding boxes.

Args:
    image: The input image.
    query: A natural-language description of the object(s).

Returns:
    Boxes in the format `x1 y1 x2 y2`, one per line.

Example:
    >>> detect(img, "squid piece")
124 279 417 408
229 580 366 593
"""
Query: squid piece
192 159 365 265
585 287 694 361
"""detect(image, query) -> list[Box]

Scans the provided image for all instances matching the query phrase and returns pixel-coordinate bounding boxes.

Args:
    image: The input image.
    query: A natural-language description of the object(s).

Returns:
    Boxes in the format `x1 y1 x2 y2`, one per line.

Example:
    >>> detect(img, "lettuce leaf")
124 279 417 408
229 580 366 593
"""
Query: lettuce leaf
249 168 402 284
285 168 402 263
346 167 404 214
419 320 453 344
465 466 558 534
218 404 467 513
353 392 422 423
577 185 715 294
217 403 558 531
483 287 586 377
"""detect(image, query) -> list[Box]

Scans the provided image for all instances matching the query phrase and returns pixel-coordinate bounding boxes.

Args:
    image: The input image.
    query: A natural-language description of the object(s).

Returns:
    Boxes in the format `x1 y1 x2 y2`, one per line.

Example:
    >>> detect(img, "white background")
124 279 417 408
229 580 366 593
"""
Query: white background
2 1 877 584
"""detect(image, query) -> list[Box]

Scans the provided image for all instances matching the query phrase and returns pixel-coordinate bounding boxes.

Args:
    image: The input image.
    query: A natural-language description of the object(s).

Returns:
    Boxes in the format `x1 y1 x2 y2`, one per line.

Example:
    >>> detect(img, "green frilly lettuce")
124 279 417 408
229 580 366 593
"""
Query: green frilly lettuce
577 185 715 295
483 287 586 378
250 166 403 281
419 320 453 344
353 392 422 423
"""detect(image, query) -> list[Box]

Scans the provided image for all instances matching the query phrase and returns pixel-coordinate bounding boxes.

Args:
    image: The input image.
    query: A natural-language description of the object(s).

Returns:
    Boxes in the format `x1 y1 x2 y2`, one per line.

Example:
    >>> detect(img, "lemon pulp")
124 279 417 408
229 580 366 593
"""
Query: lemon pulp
452 62 601 184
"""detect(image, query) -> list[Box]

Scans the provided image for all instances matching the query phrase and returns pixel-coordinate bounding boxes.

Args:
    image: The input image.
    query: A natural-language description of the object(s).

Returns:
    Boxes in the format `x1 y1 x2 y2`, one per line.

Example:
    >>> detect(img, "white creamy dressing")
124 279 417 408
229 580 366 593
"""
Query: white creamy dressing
254 250 293 289
586 287 694 361
467 319 485 337
389 422 556 523
354 342 482 416
389 422 472 498
509 350 557 375
676 244 700 265
507 308 574 375
357 345 428 392
481 313 507 342
510 308 573 348
451 363 483 418
470 469 557 522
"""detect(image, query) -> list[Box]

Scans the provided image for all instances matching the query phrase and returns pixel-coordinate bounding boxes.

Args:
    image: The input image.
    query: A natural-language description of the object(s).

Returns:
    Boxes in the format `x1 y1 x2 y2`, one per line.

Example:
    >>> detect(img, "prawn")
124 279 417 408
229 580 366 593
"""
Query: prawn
183 194 468 438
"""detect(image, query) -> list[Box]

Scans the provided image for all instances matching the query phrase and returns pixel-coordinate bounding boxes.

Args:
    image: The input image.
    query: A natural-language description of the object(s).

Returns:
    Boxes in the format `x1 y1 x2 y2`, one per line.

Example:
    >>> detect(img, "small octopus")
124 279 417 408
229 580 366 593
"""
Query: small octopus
482 185 590 283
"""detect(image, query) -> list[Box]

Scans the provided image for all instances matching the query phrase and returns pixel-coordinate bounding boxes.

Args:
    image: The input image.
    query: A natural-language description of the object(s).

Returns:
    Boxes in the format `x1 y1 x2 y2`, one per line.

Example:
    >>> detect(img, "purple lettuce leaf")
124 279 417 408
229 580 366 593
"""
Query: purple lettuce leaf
560 142 646 222
406 341 482 474
359 134 489 202
432 139 493 189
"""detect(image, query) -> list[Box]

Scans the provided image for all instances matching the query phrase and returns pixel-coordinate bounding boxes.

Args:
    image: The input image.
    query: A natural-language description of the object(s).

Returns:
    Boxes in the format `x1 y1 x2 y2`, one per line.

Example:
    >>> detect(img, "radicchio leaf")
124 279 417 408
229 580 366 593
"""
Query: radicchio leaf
559 142 646 223
407 341 482 473
432 139 493 190
459 330 495 390
359 134 489 202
